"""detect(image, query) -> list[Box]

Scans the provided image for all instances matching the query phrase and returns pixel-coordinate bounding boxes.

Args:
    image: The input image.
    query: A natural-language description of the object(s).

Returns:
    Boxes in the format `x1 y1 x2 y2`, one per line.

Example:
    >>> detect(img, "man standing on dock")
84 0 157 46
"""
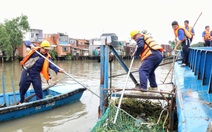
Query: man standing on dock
202 26 211 47
172 21 192 67
184 20 195 42
130 30 163 90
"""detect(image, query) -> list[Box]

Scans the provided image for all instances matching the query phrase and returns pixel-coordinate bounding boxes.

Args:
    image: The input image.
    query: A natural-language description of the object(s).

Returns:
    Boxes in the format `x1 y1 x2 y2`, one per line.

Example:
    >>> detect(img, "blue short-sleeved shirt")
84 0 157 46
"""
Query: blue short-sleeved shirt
202 31 206 37
178 29 185 41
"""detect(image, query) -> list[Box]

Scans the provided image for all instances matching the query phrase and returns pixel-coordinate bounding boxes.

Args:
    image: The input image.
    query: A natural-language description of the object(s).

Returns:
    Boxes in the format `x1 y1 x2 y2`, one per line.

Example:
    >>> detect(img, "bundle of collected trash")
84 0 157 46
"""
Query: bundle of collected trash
92 99 169 132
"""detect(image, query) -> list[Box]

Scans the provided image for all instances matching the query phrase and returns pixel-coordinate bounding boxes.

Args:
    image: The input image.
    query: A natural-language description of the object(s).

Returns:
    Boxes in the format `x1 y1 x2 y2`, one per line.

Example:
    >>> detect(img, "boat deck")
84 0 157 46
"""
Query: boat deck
0 83 85 107
111 83 174 100
174 61 212 132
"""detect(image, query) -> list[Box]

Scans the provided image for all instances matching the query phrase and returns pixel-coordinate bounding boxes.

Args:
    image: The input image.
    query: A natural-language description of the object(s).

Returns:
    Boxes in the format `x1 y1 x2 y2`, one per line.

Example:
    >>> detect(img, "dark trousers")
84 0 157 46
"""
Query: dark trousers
190 38 193 43
19 69 42 103
182 38 190 65
139 50 163 89
204 40 210 47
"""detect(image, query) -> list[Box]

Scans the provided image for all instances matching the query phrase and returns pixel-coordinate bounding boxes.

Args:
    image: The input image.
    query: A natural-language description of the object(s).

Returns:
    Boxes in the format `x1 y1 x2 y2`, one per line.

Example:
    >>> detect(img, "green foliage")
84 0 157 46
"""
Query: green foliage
0 24 11 59
0 15 30 60
168 40 181 50
49 48 57 60
191 42 204 47
65 53 72 60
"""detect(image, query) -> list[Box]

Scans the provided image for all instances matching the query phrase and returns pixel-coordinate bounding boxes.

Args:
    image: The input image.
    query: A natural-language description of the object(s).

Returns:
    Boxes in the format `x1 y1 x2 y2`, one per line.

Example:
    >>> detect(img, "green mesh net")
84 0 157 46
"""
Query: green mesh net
92 99 166 132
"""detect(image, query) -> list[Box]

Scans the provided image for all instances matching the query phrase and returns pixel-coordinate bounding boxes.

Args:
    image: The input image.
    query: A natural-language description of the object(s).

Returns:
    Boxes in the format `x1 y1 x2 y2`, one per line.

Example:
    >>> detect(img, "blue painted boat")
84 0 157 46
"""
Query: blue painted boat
174 47 212 132
0 84 86 122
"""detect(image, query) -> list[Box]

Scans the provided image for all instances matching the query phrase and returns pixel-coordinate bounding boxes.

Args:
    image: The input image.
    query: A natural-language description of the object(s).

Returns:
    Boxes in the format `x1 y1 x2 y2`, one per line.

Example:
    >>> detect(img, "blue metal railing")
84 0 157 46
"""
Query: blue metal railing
189 47 212 93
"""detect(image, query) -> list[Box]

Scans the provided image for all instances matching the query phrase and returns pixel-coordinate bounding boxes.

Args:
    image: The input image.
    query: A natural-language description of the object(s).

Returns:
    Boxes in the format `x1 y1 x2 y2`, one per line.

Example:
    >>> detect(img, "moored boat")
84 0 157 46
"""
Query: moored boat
0 84 86 122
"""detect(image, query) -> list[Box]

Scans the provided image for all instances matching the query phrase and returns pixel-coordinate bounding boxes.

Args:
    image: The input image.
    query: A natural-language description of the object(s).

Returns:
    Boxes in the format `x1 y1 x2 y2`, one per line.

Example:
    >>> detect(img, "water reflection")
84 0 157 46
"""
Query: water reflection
0 101 86 132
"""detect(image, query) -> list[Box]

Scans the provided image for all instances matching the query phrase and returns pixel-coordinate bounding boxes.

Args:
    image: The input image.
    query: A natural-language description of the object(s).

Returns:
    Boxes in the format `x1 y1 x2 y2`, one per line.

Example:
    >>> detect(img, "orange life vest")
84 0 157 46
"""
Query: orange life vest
204 30 210 40
20 47 51 80
140 34 163 61
174 26 192 39
185 26 194 37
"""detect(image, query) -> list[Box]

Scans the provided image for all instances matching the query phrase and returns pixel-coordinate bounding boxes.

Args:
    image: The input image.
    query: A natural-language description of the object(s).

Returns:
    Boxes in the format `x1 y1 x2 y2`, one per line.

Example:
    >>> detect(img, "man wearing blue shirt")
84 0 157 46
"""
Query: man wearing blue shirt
130 31 163 90
19 40 64 103
202 26 211 47
184 20 195 42
172 21 192 67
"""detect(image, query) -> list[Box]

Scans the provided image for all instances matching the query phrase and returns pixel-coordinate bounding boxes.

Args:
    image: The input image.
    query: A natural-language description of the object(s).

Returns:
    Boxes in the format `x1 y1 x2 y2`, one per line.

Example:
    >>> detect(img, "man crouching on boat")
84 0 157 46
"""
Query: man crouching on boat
130 30 163 91
19 40 64 104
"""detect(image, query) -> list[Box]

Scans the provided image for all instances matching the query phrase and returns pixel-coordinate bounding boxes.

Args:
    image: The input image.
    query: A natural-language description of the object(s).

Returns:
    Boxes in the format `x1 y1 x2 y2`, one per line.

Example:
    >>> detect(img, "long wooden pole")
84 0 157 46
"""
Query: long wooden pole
11 77 16 102
192 12 202 29
190 12 203 45
110 61 174 78
103 88 174 95
2 75 6 106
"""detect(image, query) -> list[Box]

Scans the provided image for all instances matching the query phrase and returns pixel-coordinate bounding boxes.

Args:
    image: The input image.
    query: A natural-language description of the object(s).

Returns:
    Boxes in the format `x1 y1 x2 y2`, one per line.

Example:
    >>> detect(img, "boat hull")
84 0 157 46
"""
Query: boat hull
0 87 86 122
174 47 212 132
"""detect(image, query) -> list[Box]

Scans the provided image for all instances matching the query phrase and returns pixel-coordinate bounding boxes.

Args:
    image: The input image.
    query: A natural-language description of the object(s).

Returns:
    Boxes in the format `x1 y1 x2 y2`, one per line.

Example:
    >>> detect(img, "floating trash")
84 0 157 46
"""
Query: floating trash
92 98 170 132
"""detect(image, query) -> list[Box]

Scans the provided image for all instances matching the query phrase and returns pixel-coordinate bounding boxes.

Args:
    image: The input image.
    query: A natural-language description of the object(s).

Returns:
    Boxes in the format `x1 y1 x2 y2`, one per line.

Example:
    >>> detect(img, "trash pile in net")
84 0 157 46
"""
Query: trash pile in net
92 99 169 132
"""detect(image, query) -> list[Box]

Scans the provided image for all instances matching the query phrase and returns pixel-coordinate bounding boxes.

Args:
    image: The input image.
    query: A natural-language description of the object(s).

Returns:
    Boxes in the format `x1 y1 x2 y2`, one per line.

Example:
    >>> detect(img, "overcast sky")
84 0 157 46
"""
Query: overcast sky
0 0 211 44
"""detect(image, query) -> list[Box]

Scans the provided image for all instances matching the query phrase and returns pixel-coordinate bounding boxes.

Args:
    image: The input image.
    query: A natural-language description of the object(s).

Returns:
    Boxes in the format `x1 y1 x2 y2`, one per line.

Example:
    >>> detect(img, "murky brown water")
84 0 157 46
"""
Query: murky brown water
0 59 171 132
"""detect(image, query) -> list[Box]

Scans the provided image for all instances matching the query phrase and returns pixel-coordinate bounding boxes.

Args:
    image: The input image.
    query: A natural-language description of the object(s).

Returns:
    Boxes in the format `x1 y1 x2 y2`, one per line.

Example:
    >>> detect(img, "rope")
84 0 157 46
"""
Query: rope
156 108 169 129
163 110 169 129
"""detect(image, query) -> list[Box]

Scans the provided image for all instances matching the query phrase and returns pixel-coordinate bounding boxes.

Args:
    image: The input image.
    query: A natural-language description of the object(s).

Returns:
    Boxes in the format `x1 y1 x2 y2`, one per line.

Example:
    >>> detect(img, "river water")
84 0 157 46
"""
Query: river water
0 59 171 132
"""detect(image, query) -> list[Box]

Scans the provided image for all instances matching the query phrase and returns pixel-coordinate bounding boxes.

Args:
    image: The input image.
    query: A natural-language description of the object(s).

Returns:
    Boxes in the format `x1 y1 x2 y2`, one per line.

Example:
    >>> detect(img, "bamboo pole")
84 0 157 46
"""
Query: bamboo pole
102 88 174 95
109 61 174 78
11 77 16 103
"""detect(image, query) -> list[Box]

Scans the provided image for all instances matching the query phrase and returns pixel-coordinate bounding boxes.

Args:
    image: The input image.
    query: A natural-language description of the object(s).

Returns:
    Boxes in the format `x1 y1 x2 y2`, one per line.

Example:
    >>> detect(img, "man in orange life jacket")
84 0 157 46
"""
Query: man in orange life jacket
202 26 211 47
19 40 64 103
184 20 195 42
172 21 192 66
130 30 163 90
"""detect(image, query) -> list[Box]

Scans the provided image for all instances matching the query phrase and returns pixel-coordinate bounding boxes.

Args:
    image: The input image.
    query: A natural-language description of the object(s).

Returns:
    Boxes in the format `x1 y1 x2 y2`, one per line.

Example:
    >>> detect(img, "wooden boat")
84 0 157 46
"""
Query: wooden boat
0 83 86 122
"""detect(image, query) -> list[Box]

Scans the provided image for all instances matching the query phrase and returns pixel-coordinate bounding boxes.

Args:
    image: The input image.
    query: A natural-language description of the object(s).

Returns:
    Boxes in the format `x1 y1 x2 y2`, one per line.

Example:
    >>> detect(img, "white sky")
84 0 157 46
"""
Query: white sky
0 0 212 44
